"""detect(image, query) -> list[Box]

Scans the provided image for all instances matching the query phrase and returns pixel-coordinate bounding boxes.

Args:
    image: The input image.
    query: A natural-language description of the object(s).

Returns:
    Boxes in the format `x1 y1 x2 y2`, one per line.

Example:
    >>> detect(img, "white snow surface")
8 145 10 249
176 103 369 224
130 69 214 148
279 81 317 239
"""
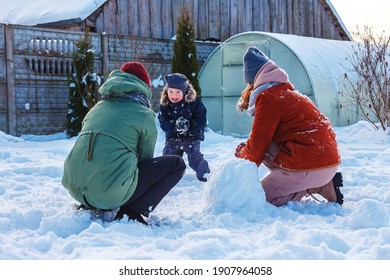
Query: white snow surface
1 120 390 260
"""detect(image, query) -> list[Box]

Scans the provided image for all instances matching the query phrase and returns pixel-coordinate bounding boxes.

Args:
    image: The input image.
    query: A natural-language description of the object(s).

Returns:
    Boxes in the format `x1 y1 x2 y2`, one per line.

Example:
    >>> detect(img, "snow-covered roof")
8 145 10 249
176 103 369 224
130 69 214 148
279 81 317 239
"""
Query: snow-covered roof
0 0 107 26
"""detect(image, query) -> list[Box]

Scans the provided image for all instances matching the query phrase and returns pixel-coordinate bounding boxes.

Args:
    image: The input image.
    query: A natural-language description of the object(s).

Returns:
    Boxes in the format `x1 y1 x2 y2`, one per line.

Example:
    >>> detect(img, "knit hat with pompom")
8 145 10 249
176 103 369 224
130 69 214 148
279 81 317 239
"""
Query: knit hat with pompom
243 46 269 84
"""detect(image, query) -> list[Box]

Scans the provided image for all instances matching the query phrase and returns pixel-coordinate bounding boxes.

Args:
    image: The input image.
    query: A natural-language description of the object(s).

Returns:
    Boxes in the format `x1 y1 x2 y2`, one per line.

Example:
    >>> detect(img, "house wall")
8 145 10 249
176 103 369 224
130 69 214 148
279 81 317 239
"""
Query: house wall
0 24 217 136
90 0 348 41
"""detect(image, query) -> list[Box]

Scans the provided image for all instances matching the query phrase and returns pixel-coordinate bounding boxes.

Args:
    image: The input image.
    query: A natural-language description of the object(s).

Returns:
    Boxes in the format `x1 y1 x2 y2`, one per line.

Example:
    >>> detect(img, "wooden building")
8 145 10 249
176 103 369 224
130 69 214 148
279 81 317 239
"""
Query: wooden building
34 0 350 41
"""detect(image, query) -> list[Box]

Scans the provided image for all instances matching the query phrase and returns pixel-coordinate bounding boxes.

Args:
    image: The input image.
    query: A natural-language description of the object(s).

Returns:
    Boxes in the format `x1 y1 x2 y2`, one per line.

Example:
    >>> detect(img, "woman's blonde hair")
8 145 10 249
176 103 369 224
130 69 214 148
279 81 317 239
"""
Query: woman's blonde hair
236 83 254 112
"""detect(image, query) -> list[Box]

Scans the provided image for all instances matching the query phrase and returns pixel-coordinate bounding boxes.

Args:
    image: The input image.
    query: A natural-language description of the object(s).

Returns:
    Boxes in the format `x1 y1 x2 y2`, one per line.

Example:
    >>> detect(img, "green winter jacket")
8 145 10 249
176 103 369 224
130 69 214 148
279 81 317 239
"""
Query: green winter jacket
62 70 157 210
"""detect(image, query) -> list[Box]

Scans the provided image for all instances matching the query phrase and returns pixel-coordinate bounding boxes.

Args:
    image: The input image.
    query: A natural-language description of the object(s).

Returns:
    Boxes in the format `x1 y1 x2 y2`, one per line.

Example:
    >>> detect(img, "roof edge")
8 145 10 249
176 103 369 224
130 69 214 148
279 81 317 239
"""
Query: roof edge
37 18 83 27
320 0 352 41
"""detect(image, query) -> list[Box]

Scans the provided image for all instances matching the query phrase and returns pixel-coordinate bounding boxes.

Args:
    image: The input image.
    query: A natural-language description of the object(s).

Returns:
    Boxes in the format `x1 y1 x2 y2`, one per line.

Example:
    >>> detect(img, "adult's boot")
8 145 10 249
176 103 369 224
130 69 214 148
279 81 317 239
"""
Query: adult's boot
307 172 344 205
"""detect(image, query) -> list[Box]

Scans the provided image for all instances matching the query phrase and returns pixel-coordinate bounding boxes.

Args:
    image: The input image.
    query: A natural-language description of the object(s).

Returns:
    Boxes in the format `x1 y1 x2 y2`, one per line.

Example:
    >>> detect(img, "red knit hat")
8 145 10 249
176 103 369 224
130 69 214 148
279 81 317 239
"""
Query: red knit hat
120 62 151 88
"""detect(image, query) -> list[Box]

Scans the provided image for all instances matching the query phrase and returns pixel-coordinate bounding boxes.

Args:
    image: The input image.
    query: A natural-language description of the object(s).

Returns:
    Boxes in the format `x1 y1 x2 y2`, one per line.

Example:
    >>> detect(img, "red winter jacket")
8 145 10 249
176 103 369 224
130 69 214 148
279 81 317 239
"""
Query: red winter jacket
237 83 341 171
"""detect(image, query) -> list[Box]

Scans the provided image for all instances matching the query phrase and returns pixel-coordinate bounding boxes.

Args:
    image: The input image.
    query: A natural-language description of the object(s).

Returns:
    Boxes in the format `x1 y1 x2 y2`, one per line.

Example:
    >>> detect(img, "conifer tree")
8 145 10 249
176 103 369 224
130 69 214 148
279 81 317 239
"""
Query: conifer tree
66 28 101 137
172 6 201 97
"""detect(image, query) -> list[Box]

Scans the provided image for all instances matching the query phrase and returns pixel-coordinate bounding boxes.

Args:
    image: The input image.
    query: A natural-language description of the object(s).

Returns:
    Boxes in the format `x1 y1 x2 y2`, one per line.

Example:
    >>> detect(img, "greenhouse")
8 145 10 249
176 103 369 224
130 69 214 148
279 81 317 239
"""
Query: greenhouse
199 31 360 136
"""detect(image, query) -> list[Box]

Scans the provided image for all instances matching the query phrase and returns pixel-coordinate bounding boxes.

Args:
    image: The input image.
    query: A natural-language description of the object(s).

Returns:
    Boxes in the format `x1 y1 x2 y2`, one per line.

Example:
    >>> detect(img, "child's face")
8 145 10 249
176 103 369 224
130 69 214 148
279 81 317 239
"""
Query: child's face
167 88 184 103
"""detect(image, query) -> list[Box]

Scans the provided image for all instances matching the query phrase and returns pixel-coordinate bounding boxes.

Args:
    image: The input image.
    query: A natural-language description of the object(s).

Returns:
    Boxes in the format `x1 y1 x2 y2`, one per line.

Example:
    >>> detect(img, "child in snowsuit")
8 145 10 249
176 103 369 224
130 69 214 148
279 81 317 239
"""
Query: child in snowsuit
158 73 210 182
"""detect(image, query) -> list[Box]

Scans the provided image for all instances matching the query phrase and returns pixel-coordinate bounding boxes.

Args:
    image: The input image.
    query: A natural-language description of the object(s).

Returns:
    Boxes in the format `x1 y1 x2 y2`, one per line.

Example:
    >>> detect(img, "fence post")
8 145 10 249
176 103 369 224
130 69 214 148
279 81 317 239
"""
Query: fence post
5 24 16 136
101 32 109 80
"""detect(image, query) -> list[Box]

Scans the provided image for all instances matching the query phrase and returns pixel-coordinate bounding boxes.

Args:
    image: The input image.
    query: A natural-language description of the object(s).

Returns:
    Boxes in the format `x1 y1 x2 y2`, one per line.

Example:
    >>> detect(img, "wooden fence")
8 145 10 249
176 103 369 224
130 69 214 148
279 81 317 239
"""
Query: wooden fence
0 24 217 136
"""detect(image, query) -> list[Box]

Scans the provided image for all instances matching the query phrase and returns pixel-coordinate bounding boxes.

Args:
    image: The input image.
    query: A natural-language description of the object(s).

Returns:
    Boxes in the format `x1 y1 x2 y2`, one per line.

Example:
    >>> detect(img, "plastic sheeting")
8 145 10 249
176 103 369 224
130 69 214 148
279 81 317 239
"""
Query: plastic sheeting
199 31 360 136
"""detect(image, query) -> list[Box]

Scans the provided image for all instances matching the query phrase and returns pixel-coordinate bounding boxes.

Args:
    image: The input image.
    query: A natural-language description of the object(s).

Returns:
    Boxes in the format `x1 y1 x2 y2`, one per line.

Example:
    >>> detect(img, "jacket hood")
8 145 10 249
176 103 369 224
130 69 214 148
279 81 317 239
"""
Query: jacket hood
99 70 152 100
160 85 196 106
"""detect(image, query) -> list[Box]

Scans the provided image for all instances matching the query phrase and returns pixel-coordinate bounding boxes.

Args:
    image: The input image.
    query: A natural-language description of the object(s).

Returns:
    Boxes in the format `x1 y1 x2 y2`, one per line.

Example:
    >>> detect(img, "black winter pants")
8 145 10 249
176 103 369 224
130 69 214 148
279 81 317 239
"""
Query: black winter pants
119 155 186 216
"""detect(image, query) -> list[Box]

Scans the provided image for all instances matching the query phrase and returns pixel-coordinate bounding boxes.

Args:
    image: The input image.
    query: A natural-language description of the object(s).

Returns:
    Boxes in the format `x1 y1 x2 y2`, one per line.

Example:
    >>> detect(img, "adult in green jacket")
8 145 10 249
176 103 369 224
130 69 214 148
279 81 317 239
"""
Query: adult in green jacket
62 62 186 224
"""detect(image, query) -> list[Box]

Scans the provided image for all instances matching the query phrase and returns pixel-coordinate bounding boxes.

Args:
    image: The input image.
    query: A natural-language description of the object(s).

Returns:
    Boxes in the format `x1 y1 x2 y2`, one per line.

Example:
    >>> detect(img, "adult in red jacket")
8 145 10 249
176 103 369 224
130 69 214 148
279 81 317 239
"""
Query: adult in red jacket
235 46 344 206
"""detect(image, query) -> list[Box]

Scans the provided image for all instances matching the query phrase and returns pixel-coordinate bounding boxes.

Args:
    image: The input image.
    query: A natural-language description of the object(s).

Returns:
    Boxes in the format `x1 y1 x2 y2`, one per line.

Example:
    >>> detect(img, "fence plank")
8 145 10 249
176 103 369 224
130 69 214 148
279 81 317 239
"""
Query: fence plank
244 0 253 31
150 0 163 38
286 0 293 34
197 0 208 39
219 0 230 40
306 0 314 36
313 0 322 37
262 0 271 32
279 0 287 33
161 0 173 39
139 0 151 37
116 0 129 35
230 0 239 35
237 0 246 33
208 0 220 40
103 0 117 35
186 0 198 39
5 25 16 135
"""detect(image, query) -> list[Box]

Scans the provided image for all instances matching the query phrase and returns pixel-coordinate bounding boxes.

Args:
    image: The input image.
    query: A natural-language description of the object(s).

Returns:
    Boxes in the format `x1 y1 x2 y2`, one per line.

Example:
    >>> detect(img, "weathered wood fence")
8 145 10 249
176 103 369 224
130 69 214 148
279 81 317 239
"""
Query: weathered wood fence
0 24 217 136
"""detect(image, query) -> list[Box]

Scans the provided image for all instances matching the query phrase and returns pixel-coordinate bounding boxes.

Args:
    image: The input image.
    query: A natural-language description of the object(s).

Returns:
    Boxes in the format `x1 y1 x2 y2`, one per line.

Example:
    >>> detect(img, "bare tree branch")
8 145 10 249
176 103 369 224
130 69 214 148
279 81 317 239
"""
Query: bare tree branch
341 26 390 131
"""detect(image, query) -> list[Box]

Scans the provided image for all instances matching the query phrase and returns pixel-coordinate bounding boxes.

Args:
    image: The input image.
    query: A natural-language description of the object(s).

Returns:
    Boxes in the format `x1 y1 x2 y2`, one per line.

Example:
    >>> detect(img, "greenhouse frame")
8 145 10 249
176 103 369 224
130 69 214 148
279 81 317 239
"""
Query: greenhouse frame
199 31 360 136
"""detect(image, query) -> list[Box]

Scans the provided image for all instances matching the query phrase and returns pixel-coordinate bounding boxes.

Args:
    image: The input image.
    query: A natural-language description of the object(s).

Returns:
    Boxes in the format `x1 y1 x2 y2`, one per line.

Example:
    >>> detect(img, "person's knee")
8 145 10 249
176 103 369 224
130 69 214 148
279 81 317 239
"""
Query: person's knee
169 155 186 173
177 156 186 170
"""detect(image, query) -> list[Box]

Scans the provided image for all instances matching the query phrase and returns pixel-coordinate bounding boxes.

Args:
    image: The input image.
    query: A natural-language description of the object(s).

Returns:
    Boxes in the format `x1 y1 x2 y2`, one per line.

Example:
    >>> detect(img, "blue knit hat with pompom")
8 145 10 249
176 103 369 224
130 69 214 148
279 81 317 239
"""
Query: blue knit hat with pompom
243 46 269 84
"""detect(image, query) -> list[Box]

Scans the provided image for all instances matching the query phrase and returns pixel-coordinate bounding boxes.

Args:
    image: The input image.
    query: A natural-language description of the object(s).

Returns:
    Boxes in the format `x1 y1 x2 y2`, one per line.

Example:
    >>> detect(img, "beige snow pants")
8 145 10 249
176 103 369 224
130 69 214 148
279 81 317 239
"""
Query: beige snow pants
261 143 338 206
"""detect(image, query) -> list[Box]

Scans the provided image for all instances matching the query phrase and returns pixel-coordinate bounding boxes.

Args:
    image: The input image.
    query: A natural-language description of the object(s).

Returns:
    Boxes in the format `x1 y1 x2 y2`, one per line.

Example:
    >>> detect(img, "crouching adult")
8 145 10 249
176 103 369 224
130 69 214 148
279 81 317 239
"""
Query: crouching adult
235 47 344 206
62 62 186 225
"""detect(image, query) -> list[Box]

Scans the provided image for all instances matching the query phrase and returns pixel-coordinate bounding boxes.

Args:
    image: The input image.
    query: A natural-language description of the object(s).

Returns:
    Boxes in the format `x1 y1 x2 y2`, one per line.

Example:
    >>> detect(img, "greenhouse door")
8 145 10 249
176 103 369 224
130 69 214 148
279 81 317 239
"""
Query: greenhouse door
220 40 269 136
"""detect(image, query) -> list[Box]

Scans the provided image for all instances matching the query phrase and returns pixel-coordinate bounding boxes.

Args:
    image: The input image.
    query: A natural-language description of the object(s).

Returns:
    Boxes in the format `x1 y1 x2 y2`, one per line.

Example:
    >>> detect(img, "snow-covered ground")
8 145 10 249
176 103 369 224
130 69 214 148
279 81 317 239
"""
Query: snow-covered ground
1 120 390 260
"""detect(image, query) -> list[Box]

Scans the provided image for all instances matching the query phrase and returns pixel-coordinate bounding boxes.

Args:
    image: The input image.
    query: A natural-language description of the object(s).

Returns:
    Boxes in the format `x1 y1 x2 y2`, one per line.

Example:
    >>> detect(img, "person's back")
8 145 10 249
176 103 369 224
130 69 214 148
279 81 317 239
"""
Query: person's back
82 98 157 159
250 83 339 171
235 46 344 207
62 62 186 225
62 68 157 210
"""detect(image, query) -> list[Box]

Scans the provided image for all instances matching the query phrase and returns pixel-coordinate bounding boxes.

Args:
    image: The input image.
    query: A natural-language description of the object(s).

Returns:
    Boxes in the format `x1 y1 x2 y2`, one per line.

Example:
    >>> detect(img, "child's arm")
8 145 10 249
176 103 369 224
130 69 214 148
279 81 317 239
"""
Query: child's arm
190 99 207 132
158 106 176 134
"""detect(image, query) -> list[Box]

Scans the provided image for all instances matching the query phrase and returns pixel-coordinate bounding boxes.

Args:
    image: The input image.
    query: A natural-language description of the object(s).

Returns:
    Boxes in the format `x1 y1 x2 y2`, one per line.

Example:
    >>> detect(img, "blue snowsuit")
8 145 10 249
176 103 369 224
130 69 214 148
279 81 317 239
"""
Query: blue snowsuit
158 88 210 181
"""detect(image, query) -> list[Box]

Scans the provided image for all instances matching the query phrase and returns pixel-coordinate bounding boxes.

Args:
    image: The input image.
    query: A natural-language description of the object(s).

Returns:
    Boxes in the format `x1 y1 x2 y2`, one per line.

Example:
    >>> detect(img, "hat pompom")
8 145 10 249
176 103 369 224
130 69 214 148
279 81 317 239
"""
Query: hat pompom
243 47 269 84
120 62 151 88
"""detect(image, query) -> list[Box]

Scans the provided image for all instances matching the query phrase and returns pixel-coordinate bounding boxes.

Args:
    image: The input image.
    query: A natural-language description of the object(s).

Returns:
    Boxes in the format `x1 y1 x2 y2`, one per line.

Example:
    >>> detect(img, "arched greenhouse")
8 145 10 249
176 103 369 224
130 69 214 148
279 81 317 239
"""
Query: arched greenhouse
199 31 360 136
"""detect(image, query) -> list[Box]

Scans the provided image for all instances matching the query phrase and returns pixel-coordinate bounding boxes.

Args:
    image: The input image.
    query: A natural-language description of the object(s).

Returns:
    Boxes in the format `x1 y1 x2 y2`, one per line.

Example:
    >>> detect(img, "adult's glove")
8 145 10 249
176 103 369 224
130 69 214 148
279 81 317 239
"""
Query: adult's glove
175 117 190 134
235 142 246 157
